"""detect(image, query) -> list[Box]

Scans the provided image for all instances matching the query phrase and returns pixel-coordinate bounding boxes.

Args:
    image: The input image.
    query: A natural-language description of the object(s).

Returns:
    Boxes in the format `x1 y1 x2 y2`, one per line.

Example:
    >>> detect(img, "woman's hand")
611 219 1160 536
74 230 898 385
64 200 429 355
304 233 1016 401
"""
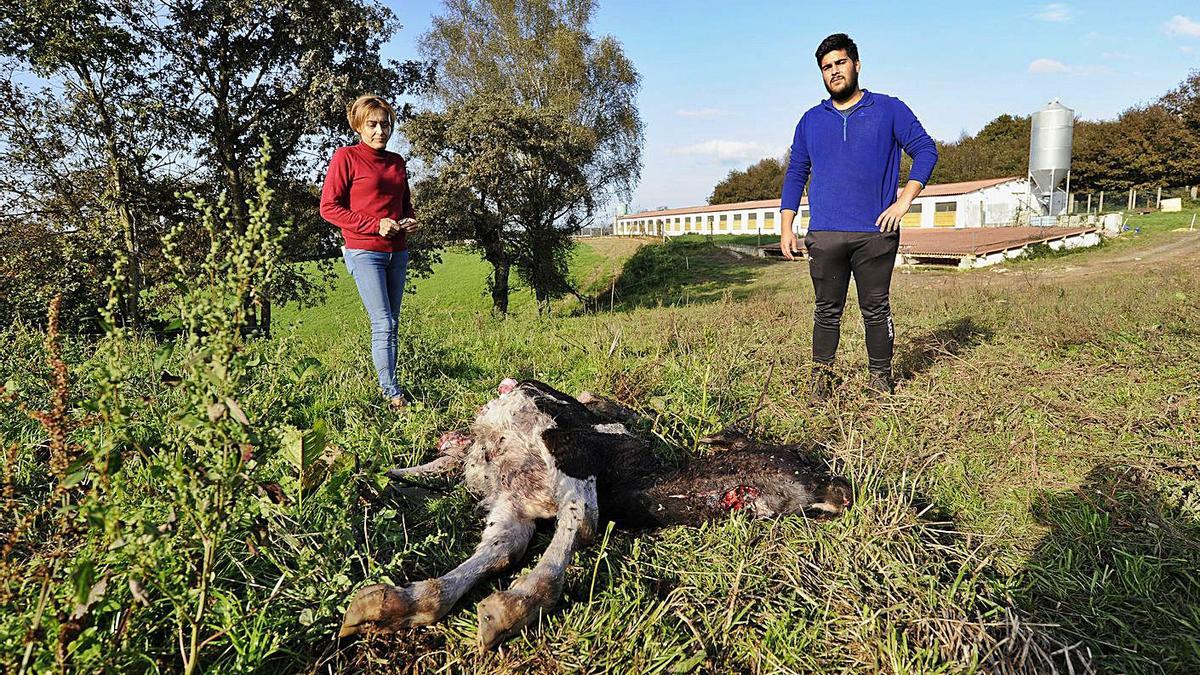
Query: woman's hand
378 218 399 237
378 218 417 237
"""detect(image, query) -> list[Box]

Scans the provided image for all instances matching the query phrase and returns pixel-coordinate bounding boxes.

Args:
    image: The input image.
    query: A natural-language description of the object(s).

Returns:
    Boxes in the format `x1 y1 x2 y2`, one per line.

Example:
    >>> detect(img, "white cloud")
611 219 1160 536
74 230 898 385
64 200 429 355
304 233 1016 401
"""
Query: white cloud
1028 58 1106 75
1163 15 1200 37
670 140 768 163
1183 46 1196 54
1028 58 1070 73
1034 3 1073 22
675 108 730 119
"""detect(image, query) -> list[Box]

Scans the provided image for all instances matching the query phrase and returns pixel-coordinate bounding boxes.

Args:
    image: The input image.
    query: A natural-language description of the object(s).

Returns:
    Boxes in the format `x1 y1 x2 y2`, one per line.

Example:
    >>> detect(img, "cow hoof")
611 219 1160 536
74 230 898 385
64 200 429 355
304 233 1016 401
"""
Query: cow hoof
339 580 443 637
476 589 540 651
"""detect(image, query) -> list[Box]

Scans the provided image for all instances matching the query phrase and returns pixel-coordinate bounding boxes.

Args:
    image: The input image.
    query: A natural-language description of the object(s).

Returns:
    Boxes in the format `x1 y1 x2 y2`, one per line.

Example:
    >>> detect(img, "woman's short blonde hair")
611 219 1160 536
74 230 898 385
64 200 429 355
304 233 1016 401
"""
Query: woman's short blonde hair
347 95 396 132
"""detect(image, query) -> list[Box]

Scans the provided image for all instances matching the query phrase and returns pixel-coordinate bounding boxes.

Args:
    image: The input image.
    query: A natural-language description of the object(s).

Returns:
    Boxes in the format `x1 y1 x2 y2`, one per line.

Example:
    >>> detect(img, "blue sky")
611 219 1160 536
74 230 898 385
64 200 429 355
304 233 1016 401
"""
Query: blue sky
382 1 1200 212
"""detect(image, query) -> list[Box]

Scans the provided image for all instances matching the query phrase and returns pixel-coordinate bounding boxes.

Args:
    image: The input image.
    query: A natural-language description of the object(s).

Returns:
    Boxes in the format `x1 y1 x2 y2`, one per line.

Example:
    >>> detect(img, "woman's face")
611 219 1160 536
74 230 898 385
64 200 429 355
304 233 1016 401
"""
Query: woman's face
357 110 392 150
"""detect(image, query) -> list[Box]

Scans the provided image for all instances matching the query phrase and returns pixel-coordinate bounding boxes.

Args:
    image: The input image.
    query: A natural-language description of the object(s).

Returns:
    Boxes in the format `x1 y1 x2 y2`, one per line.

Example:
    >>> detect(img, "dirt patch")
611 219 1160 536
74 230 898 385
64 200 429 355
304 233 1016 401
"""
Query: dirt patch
976 232 1196 285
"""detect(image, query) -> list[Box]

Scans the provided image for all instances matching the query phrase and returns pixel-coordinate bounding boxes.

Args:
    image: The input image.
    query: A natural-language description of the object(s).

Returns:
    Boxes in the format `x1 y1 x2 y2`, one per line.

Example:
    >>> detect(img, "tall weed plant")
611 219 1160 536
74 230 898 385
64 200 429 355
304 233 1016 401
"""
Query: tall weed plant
0 142 349 673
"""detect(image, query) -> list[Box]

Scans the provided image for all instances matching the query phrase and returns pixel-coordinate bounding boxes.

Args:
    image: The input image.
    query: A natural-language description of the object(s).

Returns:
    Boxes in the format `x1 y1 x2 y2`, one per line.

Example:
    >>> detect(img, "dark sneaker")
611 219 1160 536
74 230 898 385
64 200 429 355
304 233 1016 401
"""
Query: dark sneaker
810 365 836 403
867 371 894 396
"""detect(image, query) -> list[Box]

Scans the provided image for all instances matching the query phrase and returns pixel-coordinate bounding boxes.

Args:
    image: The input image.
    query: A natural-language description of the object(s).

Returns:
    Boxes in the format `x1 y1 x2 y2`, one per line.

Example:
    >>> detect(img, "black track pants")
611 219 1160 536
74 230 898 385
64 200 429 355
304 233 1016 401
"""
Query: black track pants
803 229 899 374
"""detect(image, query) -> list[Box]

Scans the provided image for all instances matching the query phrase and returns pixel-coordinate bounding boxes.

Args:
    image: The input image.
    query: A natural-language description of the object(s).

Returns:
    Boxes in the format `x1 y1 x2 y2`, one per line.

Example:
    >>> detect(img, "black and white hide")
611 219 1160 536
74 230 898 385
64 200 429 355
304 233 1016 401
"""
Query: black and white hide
340 379 853 650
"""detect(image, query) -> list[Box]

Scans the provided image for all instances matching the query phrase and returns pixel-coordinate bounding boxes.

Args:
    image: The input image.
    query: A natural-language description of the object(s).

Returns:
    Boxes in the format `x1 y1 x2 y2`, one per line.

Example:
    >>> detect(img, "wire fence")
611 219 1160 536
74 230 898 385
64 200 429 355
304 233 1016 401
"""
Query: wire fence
1071 185 1200 214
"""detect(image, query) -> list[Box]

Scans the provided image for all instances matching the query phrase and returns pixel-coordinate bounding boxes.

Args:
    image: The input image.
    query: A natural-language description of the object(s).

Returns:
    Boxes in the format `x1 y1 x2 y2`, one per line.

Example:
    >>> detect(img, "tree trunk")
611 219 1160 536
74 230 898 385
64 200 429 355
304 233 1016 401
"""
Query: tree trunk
213 111 261 334
491 258 510 314
204 36 260 335
476 201 510 314
116 202 143 326
480 232 510 315
259 293 272 340
76 65 142 326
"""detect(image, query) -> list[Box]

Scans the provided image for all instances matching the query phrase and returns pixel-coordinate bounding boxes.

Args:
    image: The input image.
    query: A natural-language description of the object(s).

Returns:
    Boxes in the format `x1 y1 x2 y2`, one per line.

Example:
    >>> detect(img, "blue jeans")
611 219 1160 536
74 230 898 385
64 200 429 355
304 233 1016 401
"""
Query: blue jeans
343 247 409 398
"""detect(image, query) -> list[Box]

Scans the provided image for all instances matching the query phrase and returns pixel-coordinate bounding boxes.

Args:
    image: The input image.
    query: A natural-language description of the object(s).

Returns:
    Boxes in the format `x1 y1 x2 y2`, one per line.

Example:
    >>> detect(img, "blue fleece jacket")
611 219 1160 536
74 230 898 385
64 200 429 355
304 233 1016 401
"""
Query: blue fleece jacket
780 90 938 232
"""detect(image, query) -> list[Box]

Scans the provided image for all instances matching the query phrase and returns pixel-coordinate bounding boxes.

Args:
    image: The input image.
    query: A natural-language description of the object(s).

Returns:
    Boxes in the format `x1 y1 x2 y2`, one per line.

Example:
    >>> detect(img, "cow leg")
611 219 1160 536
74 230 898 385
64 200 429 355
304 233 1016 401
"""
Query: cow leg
385 453 462 480
385 431 472 480
475 475 598 650
340 498 534 637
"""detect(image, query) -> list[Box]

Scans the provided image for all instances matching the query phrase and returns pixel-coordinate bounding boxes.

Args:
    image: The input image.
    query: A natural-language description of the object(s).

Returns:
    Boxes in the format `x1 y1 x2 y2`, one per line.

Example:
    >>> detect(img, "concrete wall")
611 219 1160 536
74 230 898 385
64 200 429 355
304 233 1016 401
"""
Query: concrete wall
962 229 1101 268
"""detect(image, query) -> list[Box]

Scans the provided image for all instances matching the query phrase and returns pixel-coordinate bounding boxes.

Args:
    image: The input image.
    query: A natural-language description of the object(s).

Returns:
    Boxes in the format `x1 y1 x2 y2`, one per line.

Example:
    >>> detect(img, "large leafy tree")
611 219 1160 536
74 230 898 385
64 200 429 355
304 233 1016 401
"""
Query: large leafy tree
930 114 1029 185
0 0 169 326
1073 104 1198 192
412 0 643 313
708 157 787 205
1159 69 1200 191
1070 119 1123 193
0 0 431 333
408 96 594 312
156 0 431 334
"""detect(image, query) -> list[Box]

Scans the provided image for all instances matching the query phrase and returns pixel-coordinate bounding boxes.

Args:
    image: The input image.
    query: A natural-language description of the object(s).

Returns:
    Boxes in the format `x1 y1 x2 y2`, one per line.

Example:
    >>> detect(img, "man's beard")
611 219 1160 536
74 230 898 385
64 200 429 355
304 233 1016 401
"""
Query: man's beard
825 70 859 103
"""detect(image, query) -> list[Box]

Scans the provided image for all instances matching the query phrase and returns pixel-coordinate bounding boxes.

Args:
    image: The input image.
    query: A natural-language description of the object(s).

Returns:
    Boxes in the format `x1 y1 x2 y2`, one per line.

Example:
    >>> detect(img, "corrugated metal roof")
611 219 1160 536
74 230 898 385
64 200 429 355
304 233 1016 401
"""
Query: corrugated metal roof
918 176 1023 197
894 226 1095 256
619 177 1024 221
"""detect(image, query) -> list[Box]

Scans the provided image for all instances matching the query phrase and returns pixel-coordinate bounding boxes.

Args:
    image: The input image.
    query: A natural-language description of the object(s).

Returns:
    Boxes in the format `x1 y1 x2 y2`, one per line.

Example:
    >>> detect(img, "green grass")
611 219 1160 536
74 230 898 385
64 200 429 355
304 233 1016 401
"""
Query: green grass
274 242 617 346
4 229 1199 673
671 233 780 247
1120 204 1200 233
1069 204 1200 252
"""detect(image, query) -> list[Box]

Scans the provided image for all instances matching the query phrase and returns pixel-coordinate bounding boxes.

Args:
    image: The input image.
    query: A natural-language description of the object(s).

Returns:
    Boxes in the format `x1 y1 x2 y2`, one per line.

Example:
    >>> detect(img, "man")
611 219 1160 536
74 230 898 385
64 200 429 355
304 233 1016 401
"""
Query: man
779 33 937 399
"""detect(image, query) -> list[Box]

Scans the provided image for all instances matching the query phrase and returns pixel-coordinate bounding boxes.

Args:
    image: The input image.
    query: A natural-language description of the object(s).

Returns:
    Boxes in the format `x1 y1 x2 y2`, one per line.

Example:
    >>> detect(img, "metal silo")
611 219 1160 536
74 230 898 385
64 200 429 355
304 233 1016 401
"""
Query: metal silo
1028 100 1074 217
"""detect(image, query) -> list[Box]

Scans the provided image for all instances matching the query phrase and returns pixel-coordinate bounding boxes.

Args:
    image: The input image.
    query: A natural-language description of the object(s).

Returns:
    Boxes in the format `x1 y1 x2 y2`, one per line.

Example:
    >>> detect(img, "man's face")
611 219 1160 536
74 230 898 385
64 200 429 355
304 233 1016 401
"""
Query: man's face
357 110 393 150
819 49 861 101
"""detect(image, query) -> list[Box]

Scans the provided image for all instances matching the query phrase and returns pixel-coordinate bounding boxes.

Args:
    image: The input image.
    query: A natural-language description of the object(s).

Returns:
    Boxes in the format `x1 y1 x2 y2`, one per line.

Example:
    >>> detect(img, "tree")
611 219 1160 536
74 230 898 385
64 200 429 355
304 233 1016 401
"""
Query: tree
408 96 595 313
414 0 643 313
0 0 168 326
1108 104 1198 189
708 157 787 204
930 114 1029 184
1160 69 1200 190
154 0 431 334
1071 118 1125 192
1 0 433 332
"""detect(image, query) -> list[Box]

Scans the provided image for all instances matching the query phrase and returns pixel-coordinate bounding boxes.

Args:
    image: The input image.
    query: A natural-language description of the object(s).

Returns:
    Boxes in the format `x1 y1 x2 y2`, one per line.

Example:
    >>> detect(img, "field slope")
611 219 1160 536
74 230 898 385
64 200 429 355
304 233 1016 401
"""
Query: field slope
3 214 1199 674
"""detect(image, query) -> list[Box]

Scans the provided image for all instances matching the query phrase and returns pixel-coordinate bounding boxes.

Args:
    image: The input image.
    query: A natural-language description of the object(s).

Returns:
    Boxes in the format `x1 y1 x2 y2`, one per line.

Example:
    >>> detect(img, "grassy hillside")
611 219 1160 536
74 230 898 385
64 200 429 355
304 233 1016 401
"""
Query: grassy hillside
3 220 1199 673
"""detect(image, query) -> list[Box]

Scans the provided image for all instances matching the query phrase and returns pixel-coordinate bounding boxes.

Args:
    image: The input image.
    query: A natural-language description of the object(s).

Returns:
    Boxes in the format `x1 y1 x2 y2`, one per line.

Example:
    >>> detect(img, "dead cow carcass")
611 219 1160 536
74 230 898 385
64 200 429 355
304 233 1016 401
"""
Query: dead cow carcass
340 379 852 649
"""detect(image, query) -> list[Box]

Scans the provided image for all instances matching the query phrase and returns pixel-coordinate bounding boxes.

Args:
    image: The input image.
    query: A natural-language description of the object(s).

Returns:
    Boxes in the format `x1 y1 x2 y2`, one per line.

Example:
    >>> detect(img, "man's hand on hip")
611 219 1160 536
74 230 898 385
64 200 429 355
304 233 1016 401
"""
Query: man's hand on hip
875 201 909 232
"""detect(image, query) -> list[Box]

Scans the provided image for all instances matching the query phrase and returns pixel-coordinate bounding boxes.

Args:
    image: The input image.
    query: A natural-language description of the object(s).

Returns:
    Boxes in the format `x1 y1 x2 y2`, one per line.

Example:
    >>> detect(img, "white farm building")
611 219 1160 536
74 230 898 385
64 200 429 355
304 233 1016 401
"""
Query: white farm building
615 177 1032 237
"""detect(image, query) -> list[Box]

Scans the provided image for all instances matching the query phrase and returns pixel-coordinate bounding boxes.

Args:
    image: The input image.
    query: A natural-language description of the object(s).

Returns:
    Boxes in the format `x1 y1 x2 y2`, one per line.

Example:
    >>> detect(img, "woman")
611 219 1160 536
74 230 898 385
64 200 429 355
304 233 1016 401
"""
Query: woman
320 95 419 410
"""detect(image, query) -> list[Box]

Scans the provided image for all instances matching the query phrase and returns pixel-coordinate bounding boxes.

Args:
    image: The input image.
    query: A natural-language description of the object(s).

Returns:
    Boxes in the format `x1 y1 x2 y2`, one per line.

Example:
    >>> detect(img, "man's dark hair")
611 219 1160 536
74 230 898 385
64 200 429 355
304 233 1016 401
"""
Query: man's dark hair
815 33 858 65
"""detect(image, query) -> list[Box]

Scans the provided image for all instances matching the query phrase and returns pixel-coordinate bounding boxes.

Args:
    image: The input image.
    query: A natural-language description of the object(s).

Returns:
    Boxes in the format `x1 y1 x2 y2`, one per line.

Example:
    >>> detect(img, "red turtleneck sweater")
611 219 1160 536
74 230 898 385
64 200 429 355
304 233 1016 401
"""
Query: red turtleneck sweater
319 142 414 253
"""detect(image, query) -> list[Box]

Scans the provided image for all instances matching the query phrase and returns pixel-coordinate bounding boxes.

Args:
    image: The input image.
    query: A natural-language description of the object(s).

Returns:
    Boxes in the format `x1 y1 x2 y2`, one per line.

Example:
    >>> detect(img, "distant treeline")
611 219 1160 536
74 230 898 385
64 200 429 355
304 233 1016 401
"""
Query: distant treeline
710 70 1200 205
